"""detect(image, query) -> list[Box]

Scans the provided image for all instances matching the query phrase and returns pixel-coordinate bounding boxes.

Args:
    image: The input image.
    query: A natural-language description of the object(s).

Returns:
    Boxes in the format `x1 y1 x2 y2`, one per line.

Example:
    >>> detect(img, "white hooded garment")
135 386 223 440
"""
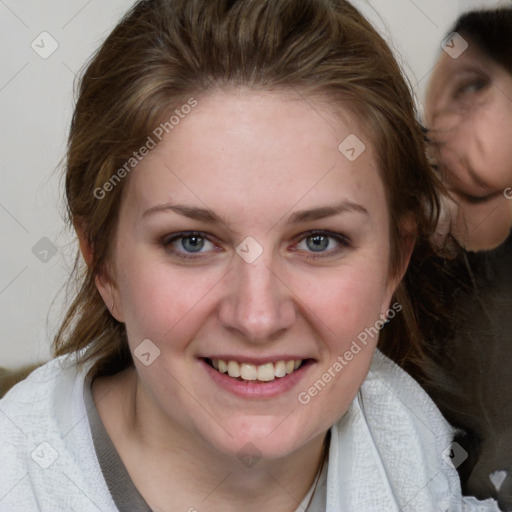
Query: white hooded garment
0 350 500 511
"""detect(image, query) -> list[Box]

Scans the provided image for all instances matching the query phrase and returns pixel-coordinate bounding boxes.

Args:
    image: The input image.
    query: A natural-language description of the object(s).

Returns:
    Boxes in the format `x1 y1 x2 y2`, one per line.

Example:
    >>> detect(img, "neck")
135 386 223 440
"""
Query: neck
93 366 328 512
455 195 512 251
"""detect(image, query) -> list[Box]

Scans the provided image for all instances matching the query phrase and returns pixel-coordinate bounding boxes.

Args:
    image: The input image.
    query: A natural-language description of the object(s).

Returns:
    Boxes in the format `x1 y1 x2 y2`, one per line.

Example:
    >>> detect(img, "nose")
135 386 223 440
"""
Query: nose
429 110 460 143
218 254 297 343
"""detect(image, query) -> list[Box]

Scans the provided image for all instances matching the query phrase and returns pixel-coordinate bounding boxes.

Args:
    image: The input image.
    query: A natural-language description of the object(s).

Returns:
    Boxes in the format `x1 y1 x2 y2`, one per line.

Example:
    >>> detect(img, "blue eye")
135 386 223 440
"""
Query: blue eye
162 230 350 261
295 231 350 257
163 232 217 258
180 234 206 252
304 234 330 251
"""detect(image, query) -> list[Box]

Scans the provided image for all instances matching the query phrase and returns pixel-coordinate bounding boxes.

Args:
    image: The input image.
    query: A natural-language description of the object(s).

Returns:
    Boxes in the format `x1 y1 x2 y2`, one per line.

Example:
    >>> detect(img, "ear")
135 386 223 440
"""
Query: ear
395 220 416 283
74 220 125 323
381 218 416 316
74 219 94 267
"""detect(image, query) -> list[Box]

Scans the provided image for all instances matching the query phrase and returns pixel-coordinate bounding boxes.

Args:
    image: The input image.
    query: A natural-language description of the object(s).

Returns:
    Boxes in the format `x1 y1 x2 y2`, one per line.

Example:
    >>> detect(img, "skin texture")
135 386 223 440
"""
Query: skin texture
89 89 406 512
426 41 512 251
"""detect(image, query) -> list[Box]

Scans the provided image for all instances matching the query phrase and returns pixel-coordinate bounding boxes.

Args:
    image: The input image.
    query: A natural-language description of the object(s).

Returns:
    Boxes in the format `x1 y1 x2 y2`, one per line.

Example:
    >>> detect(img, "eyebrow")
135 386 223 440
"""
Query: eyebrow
143 203 222 222
142 200 368 225
286 202 368 224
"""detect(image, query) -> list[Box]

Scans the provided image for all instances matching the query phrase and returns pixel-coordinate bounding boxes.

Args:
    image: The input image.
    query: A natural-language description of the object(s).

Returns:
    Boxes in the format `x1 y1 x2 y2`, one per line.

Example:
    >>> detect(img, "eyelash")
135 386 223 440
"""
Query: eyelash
161 230 351 261
453 78 488 99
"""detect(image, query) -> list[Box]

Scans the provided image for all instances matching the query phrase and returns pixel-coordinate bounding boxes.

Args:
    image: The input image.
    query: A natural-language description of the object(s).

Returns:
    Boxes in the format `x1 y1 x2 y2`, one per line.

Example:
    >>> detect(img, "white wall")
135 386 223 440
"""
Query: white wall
0 0 504 368
353 0 508 111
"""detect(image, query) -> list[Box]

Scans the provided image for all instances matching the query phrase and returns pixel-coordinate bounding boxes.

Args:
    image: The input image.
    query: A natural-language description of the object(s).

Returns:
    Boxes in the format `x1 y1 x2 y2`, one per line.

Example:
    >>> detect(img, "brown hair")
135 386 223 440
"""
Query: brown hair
56 0 446 379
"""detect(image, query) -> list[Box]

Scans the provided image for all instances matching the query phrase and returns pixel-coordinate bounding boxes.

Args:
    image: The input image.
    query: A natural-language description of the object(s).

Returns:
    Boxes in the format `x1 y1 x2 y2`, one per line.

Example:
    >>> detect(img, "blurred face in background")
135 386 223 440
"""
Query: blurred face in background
426 39 512 251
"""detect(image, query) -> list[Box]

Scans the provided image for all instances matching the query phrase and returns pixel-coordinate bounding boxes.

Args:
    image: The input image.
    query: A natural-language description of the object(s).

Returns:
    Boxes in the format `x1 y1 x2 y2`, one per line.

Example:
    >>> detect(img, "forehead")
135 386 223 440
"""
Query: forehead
123 89 386 223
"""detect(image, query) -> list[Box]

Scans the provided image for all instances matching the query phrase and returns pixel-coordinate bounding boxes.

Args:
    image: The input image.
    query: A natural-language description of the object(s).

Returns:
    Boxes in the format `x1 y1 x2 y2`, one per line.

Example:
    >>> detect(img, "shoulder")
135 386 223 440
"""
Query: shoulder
1 357 78 432
0 356 85 437
361 349 452 436
325 350 500 511
0 356 116 510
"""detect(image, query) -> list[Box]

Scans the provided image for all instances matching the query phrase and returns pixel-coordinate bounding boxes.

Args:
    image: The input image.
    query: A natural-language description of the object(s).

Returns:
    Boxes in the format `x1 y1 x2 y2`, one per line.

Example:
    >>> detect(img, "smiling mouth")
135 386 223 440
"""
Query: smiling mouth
204 358 306 382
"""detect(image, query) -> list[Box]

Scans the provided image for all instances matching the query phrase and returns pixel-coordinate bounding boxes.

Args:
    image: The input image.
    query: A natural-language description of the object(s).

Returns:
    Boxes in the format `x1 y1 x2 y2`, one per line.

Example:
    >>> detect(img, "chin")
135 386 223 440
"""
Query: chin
204 415 315 462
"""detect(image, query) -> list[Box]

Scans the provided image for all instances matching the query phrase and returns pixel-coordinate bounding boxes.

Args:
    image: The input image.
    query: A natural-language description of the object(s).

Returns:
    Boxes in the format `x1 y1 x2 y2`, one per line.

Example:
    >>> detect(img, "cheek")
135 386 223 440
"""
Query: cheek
294 257 390 347
432 109 462 136
116 256 224 346
442 100 512 187
485 103 512 183
295 273 388 431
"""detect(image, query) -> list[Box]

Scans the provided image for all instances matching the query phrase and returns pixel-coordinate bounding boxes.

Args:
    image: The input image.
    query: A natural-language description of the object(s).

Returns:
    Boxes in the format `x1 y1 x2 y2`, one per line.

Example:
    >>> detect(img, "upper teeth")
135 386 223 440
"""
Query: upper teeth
211 359 302 381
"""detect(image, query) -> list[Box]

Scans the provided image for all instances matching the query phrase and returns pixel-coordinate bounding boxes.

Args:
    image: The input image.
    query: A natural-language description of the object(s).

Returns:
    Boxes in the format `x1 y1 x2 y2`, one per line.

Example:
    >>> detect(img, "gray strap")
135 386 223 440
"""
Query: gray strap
84 379 153 512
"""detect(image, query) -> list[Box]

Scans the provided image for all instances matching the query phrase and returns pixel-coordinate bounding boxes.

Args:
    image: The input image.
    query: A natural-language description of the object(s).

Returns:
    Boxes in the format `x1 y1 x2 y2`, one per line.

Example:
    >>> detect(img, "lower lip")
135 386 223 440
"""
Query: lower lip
200 359 313 399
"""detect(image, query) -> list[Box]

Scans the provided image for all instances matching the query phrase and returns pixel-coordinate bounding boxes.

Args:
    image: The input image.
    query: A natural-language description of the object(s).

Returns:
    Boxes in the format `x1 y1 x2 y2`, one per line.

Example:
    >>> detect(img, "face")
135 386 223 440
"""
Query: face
426 41 512 249
98 89 401 462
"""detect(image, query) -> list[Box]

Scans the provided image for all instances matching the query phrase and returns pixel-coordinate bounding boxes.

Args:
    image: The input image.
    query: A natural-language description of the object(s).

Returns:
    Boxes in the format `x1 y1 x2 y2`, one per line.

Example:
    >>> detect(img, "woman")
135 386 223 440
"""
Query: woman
0 0 499 510
424 8 512 511
425 8 512 252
